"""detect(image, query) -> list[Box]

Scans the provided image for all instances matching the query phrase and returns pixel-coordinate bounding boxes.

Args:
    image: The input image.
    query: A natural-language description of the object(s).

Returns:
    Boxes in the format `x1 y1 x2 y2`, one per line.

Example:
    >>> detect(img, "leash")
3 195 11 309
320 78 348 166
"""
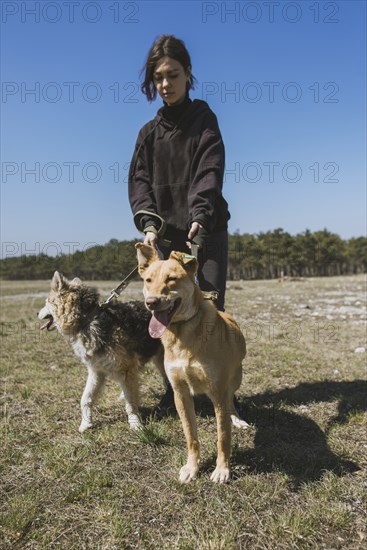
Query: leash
100 236 218 308
100 265 139 306
100 233 172 307
182 248 219 304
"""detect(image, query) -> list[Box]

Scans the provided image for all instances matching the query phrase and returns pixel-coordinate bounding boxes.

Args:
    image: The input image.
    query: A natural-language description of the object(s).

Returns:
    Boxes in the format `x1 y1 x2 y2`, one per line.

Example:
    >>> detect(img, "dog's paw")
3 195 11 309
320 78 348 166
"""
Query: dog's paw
79 420 93 433
210 466 230 483
179 464 199 483
230 414 251 430
128 414 141 430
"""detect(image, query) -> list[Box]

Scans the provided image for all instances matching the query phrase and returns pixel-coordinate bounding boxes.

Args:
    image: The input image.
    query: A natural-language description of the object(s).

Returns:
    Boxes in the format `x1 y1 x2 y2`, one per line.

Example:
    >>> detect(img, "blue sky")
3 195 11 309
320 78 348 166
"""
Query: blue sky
1 0 366 258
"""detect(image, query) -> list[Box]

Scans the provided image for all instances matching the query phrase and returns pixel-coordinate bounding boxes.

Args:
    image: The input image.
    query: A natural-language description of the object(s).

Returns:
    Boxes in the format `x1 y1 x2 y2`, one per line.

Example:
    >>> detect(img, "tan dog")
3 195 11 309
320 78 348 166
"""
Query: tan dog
136 243 249 483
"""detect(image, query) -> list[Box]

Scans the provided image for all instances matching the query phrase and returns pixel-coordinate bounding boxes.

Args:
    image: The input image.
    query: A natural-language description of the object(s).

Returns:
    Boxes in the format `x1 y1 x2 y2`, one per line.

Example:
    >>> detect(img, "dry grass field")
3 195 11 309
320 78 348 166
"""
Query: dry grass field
1 275 366 549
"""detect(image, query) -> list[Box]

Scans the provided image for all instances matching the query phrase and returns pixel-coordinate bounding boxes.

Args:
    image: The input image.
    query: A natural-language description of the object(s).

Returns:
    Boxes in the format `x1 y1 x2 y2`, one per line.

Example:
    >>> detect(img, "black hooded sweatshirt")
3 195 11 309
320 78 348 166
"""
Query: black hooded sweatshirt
128 97 230 239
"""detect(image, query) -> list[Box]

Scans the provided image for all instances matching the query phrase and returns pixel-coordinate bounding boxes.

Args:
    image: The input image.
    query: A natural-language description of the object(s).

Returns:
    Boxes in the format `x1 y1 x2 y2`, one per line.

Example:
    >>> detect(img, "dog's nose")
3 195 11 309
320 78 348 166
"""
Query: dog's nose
145 296 160 310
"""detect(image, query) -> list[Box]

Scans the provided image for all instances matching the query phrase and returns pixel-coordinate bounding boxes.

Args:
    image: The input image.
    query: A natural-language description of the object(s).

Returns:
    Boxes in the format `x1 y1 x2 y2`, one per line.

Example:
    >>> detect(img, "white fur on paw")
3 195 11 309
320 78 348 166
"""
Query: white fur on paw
79 420 93 433
210 466 230 483
231 414 250 429
128 414 141 430
179 464 198 483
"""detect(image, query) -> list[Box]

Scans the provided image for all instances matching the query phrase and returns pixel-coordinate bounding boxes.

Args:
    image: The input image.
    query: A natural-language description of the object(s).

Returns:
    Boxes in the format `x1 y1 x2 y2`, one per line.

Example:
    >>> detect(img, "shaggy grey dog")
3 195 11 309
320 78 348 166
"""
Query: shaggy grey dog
38 271 164 432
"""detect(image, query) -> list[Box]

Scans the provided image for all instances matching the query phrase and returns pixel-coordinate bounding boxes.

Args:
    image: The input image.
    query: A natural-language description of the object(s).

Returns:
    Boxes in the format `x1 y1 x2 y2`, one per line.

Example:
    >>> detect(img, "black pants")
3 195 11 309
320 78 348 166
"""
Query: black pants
158 230 228 311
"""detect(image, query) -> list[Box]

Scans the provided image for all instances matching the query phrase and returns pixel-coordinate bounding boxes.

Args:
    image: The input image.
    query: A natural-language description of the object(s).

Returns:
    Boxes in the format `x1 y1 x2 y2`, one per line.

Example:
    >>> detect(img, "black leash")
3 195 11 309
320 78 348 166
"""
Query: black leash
99 233 171 308
100 237 218 307
100 265 139 306
184 244 219 304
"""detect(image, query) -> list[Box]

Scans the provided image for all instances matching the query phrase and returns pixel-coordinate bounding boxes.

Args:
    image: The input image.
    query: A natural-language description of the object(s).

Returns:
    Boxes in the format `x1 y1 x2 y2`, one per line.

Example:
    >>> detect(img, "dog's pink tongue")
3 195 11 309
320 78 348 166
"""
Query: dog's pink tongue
149 310 169 338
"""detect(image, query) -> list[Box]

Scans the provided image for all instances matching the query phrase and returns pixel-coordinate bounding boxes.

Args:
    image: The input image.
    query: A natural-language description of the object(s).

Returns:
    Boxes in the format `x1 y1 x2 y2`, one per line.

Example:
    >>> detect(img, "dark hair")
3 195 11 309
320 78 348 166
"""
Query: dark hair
141 35 197 102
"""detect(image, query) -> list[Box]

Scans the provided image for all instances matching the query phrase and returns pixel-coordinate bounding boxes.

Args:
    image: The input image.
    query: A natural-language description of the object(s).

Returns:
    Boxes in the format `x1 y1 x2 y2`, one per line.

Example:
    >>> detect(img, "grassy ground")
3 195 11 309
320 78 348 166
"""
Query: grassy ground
1 275 366 549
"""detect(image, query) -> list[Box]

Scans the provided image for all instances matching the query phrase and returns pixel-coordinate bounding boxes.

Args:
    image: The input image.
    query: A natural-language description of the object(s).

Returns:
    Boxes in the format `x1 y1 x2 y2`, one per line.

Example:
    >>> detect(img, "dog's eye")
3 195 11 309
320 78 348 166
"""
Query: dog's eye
166 276 177 283
145 278 152 283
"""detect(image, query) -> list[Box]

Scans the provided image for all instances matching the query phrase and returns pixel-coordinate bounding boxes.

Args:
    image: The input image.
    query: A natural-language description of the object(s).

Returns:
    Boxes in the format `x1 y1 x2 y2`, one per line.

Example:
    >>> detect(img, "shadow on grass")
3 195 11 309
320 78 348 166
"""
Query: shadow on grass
239 379 367 429
234 379 365 487
153 380 365 488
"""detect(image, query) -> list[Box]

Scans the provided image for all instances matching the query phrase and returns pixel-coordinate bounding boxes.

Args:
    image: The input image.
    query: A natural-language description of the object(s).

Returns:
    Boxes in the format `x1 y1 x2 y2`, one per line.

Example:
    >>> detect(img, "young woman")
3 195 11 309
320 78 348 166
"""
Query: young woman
128 34 230 311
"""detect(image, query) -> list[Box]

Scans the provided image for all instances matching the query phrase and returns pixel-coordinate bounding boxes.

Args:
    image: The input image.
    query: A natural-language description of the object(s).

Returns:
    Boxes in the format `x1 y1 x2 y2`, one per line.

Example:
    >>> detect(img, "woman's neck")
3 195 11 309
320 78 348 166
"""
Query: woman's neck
164 93 190 108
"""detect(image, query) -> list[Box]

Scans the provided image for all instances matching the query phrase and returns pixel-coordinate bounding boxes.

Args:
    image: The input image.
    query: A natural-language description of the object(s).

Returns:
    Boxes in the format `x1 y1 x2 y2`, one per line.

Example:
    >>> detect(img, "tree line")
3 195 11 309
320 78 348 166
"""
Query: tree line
1 229 366 281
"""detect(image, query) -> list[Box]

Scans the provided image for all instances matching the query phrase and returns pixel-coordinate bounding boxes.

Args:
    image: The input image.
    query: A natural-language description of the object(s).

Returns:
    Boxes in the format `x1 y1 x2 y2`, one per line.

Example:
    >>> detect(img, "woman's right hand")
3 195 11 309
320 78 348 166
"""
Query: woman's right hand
144 231 158 248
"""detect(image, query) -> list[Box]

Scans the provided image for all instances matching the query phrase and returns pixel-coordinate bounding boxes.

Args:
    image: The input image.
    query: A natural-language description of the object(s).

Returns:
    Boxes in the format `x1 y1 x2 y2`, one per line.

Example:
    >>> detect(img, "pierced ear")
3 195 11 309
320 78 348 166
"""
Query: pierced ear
135 243 159 275
51 271 67 291
169 251 198 276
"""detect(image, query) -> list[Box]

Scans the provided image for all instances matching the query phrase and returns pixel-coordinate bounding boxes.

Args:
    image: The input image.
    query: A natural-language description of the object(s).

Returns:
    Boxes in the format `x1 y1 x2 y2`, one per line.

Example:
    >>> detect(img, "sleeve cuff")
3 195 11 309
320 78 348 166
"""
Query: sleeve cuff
143 225 158 235
192 213 209 232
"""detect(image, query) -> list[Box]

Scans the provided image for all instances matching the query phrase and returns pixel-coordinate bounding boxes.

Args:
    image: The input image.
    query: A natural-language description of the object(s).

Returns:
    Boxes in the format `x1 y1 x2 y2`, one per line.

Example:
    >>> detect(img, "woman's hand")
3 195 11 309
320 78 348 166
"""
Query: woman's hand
144 231 158 248
187 222 209 250
188 222 203 241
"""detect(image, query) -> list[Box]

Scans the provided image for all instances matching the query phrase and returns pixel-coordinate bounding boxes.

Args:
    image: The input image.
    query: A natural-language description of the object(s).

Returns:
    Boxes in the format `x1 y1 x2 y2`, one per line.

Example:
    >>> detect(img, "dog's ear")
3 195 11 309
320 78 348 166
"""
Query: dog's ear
135 243 159 275
169 251 198 276
70 277 82 286
51 271 67 291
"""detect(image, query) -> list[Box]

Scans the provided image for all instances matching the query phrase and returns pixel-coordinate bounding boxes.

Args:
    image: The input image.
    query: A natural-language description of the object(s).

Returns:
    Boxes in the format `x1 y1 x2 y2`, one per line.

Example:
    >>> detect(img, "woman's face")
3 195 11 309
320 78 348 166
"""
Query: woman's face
153 56 190 106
